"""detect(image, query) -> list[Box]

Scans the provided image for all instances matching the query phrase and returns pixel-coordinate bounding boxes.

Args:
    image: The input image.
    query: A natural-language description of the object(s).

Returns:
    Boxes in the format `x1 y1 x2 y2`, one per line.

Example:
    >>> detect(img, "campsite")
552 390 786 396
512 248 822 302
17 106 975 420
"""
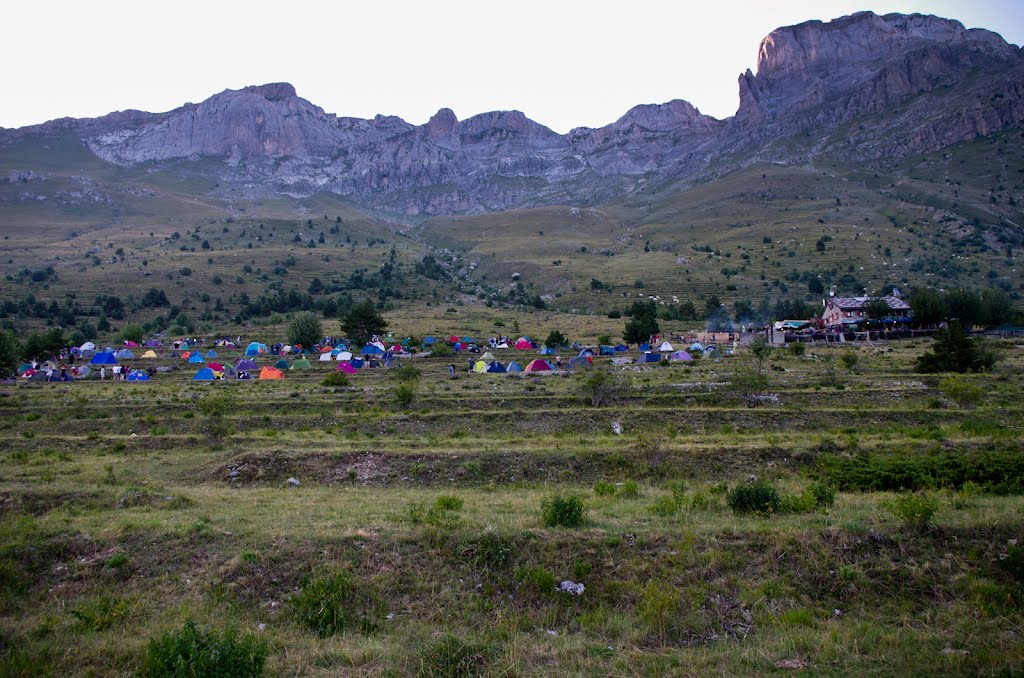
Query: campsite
0 305 1022 676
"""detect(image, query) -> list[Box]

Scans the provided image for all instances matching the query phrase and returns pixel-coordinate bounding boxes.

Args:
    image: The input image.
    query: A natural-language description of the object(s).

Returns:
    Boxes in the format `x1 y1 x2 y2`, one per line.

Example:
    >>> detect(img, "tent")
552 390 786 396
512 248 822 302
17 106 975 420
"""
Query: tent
126 370 150 382
205 350 218 358
193 367 215 381
600 346 615 356
480 352 496 362
539 347 557 356
245 342 267 356
485 361 506 373
79 341 96 352
123 341 139 348
320 346 333 354
72 366 91 378
447 335 460 344
337 361 357 374
669 350 693 362
567 356 592 369
639 343 651 352
614 344 628 353
473 360 488 373
578 348 595 358
336 351 353 361
144 340 161 347
291 358 313 369
570 341 582 350
638 352 662 364
423 336 436 345
383 357 402 369
258 367 285 380
525 359 553 372
208 362 225 372
115 349 135 359
506 361 523 373
350 358 365 369
188 353 205 364
180 351 192 360
141 350 159 359
90 352 117 365
274 359 291 370
689 342 704 352
236 359 258 371
318 352 333 362
16 363 32 375
361 345 384 356
703 347 722 360
658 342 674 352
514 338 533 350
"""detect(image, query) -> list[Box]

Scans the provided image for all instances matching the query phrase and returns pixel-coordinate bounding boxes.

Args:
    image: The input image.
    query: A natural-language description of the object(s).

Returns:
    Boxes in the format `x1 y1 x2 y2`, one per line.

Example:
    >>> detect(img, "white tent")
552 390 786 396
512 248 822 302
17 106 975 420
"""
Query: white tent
80 341 96 351
318 352 332 362
658 341 674 352
336 351 353 361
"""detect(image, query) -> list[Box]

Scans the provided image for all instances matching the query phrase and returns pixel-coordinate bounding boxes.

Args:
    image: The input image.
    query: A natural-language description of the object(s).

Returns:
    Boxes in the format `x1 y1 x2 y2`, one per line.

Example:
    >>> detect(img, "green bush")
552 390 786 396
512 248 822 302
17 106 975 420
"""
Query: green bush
819 450 1024 494
434 495 464 511
394 382 417 407
395 366 421 382
809 480 836 508
779 490 817 513
727 482 781 515
514 564 556 596
837 351 859 370
70 595 132 631
939 375 985 407
289 571 381 637
321 372 350 387
889 492 939 532
416 633 493 678
593 481 616 497
617 480 640 499
788 342 806 357
917 321 995 373
143 620 267 677
646 496 680 517
540 494 587 527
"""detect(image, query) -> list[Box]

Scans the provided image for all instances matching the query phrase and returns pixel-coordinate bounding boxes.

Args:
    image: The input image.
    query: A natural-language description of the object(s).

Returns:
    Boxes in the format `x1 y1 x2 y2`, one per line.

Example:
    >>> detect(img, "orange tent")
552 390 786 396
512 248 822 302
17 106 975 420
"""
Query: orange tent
258 367 285 380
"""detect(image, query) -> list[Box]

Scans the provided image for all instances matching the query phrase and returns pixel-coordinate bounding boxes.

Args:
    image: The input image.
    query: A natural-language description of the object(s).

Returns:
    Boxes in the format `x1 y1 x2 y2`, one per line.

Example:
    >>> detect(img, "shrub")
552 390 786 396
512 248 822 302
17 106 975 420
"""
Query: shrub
837 351 859 370
819 450 1024 494
289 571 381 636
593 481 616 497
395 366 421 382
286 311 322 350
105 552 129 569
809 480 836 508
70 595 132 631
727 482 781 515
321 371 350 387
416 633 493 678
514 564 556 597
462 531 512 571
540 494 587 527
939 375 985 407
434 495 464 511
917 321 995 373
143 620 268 677
394 382 416 407
647 496 680 517
889 492 939 532
788 342 806 357
617 480 640 499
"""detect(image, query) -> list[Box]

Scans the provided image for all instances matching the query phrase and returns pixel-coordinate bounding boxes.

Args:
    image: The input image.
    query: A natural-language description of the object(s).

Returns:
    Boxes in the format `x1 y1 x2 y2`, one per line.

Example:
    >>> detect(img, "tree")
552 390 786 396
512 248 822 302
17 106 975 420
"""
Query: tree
749 335 771 373
623 302 659 344
0 330 21 378
909 288 948 326
341 301 387 345
287 311 323 349
916 321 995 373
545 330 567 348
120 324 145 344
863 298 892 322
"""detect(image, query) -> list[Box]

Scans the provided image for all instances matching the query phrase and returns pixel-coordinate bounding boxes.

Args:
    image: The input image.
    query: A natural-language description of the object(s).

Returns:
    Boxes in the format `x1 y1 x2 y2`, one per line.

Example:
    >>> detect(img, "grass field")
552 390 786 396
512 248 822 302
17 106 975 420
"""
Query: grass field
1 333 1022 675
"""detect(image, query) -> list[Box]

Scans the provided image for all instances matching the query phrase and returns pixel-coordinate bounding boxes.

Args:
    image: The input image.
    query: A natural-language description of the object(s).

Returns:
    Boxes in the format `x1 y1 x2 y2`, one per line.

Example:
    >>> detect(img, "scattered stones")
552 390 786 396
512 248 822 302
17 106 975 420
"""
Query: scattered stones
286 477 300 487
556 580 585 595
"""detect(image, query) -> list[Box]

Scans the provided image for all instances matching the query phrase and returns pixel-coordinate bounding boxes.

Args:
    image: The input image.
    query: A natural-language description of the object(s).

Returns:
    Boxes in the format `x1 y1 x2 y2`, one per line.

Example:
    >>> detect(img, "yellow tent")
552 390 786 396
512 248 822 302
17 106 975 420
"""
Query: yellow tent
141 350 159 359
474 360 487 373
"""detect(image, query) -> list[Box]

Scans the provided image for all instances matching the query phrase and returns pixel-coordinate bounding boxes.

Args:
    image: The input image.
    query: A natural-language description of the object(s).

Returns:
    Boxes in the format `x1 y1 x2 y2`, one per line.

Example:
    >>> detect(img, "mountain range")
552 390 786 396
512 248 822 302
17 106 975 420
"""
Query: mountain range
4 11 1022 218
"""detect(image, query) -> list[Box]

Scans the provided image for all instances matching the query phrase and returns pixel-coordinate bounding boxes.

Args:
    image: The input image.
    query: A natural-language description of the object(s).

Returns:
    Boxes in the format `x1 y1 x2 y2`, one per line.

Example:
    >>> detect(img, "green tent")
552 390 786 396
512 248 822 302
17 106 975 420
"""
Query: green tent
274 358 291 369
291 358 313 369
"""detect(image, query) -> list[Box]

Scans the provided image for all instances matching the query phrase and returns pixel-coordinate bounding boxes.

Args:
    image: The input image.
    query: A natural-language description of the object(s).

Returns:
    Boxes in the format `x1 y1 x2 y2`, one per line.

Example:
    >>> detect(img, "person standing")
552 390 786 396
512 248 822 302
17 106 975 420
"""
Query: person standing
100 366 106 382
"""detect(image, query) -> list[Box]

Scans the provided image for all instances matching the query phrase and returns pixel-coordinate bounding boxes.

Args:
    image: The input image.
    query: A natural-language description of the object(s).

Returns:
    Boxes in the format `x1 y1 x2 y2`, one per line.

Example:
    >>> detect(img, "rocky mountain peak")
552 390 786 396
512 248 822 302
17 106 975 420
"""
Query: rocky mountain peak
613 99 716 132
241 82 298 101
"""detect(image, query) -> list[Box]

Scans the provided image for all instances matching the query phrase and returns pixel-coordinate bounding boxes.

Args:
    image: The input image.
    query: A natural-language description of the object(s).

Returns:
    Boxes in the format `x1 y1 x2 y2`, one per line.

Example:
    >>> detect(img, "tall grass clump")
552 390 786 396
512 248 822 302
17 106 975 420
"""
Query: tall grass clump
416 633 493 677
889 492 940 532
540 494 587 527
289 571 381 636
727 482 781 515
143 620 268 677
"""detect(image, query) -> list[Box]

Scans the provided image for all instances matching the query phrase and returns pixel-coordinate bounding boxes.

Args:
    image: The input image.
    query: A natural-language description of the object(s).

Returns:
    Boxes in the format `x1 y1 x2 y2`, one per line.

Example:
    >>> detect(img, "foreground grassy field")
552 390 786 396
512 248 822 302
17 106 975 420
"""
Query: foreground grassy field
1 336 1023 675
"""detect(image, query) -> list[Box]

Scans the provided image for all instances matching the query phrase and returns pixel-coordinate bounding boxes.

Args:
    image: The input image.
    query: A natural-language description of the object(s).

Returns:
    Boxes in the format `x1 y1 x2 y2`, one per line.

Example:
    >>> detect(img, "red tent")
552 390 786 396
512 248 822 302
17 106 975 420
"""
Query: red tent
336 361 357 374
515 339 532 350
525 359 552 372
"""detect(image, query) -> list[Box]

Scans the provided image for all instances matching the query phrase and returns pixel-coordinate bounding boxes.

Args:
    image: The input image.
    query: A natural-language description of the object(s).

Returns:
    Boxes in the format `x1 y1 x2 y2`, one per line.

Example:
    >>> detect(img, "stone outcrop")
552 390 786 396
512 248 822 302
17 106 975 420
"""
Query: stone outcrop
2 12 1022 215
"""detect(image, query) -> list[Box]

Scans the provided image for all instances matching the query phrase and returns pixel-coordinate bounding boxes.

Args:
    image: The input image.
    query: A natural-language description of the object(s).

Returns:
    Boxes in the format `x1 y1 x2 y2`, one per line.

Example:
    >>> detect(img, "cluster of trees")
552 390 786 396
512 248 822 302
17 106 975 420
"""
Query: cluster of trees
910 287 1019 328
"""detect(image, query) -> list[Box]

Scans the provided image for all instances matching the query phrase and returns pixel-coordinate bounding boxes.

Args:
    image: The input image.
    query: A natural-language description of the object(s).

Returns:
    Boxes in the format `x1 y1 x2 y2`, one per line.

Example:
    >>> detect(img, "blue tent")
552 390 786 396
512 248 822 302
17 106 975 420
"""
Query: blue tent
485 361 506 373
506 361 523 372
245 342 267 356
614 344 629 353
689 342 704 352
600 346 615 356
639 343 651 352
638 352 661 363
361 345 384 356
423 336 436 345
539 347 557 355
205 350 218 358
193 367 215 381
114 349 135 359
350 358 365 369
567 356 592 369
462 337 475 344
90 352 117 365
188 353 205 363
578 348 595 358
126 370 150 382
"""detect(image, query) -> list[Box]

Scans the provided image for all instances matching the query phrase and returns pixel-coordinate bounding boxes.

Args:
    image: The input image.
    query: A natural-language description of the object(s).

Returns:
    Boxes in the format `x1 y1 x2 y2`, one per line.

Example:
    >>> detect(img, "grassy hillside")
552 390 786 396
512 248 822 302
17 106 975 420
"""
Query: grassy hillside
1 337 1021 675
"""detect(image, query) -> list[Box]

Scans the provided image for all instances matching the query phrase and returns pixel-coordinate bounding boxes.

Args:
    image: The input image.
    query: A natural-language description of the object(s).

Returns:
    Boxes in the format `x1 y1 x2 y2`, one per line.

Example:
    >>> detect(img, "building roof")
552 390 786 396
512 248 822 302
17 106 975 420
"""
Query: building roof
828 295 910 311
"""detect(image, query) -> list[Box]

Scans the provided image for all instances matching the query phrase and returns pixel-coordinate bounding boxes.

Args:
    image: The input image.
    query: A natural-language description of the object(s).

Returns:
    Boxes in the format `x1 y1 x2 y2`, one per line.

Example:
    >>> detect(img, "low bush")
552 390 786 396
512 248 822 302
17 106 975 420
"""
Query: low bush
819 450 1024 494
416 633 493 678
321 372 349 387
289 571 381 637
540 494 587 528
434 495 464 511
514 564 556 597
593 481 616 497
617 480 640 499
940 375 985 407
889 492 939 532
727 482 781 515
143 620 268 677
70 595 132 631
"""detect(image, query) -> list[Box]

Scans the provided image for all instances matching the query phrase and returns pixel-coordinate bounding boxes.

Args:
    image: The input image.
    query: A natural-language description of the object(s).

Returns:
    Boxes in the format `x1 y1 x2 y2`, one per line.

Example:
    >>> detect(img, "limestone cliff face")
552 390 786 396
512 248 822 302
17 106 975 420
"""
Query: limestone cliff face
3 12 1022 215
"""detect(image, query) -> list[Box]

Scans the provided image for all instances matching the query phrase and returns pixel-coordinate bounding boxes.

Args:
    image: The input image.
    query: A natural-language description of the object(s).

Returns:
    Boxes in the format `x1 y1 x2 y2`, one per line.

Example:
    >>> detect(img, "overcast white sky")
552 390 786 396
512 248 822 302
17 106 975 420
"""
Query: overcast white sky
3 0 1022 132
